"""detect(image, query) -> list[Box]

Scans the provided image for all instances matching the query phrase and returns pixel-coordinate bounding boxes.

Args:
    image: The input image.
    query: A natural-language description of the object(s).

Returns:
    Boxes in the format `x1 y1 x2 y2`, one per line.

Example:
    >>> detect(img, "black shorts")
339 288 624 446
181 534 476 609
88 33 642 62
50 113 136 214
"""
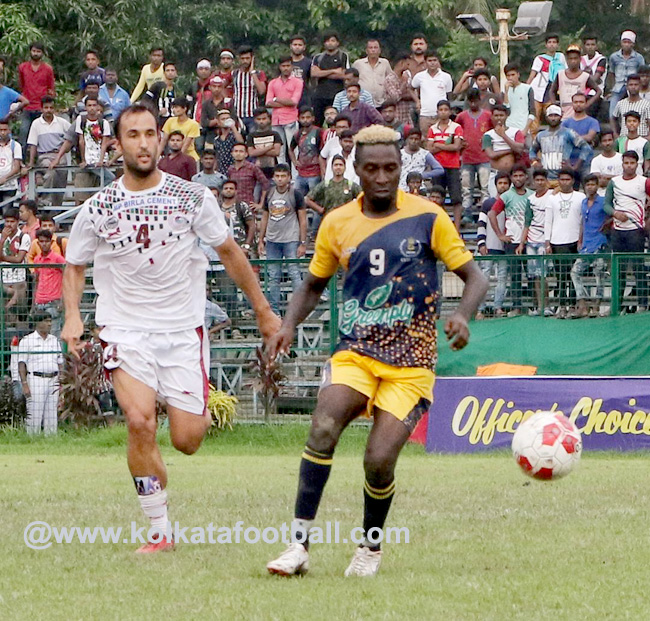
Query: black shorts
441 168 462 205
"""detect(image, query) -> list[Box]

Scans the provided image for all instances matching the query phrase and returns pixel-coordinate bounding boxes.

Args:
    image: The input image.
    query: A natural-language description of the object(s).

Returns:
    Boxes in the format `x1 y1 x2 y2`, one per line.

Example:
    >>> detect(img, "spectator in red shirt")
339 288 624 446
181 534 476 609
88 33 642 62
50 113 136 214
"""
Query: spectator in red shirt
32 229 65 335
158 131 197 181
18 42 56 148
227 141 269 214
427 99 464 230
455 89 493 222
217 50 235 99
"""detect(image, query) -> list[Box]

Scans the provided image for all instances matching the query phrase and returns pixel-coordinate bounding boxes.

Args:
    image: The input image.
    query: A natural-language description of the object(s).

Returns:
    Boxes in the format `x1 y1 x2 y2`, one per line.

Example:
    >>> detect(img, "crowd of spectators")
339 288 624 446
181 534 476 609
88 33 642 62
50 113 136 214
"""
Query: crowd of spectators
0 28 649 326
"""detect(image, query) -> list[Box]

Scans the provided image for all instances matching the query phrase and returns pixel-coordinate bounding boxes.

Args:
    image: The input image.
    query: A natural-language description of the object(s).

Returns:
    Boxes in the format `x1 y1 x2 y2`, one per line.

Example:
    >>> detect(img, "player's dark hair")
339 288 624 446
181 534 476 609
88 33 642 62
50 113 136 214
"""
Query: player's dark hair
253 106 269 118
406 127 422 138
334 114 351 125
429 185 445 196
466 88 481 102
237 45 254 57
163 61 176 70
345 83 361 91
600 127 615 139
511 163 528 175
114 104 158 140
425 51 439 60
232 141 247 149
472 68 491 80
558 167 576 179
150 46 164 54
202 149 217 158
545 33 559 42
436 99 450 109
340 129 355 140
222 179 237 188
492 104 509 114
85 49 99 58
583 173 599 185
171 96 189 109
624 110 641 120
532 169 549 179
628 73 641 82
41 95 55 106
290 35 306 44
31 312 51 325
411 33 427 43
495 171 511 183
299 106 314 115
30 41 45 52
3 206 19 219
322 30 339 44
278 55 292 65
273 163 291 174
345 68 360 78
168 130 184 140
583 35 597 42
39 212 55 223
504 62 520 74
19 199 38 215
331 154 346 165
85 96 99 105
623 150 640 162
406 171 423 183
378 101 396 111
36 228 53 240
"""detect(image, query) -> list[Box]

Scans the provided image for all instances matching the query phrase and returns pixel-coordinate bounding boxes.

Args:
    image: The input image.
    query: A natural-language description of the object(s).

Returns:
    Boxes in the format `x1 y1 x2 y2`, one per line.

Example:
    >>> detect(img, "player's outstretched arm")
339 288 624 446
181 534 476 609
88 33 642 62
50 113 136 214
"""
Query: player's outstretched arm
267 272 329 359
61 263 87 358
444 260 488 352
214 236 280 343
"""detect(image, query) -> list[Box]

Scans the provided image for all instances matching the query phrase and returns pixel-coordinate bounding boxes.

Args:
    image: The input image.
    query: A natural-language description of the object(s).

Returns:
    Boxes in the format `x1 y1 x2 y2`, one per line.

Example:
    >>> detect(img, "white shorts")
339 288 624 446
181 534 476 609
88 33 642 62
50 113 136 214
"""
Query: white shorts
100 327 210 416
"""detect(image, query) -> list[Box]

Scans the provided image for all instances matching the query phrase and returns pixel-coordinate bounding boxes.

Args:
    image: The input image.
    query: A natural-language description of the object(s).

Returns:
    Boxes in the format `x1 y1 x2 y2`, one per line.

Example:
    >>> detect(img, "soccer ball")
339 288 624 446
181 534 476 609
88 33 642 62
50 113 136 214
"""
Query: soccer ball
512 411 582 480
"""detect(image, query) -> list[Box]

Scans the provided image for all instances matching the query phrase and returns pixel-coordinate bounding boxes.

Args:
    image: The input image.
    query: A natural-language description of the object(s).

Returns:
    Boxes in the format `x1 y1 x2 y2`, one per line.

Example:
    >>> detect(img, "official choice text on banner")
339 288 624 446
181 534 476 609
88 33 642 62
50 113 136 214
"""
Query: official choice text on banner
426 377 650 453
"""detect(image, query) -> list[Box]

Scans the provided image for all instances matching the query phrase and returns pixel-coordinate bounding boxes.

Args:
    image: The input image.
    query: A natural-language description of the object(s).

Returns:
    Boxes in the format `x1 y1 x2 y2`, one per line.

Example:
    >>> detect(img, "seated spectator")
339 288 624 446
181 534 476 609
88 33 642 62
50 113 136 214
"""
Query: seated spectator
289 106 322 197
0 207 30 324
246 107 283 180
405 170 424 194
32 229 65 335
192 149 226 189
0 119 22 207
399 127 443 191
332 68 374 112
571 174 609 318
160 97 201 162
205 283 231 341
305 154 361 239
159 131 197 182
341 83 383 133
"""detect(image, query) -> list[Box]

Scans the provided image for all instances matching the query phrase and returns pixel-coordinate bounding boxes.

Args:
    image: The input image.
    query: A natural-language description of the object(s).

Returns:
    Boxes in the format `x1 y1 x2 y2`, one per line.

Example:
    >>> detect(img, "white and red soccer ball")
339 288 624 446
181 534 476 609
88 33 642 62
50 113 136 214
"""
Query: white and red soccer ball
512 411 582 480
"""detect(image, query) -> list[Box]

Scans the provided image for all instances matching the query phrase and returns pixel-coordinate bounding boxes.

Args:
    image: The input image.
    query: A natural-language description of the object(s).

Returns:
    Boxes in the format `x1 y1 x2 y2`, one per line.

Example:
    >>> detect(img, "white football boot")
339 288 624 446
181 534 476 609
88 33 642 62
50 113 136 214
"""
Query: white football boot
344 546 382 577
267 543 309 576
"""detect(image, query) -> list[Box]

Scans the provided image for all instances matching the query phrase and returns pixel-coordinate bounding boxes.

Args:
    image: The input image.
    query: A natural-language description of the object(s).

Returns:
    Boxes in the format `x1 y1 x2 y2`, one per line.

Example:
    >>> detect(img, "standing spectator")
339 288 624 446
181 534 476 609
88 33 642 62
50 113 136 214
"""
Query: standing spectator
192 149 226 188
321 129 358 184
526 34 567 124
99 68 130 122
517 169 554 316
144 62 178 124
246 107 283 179
311 32 349 125
530 105 592 182
341 84 383 133
187 59 213 127
130 47 164 103
544 168 585 318
320 105 338 145
257 164 307 315
211 109 243 176
318 114 351 173
453 57 501 98
79 50 106 91
427 100 463 229
548 44 601 119
266 57 304 166
233 46 267 132
305 155 361 238
332 68 375 112
201 78 236 150
71 96 113 201
32 229 65 335
18 313 63 435
411 52 453 135
219 179 256 255
455 89 492 219
590 129 623 194
399 127 444 191
227 142 269 211
608 31 645 119
503 63 535 137
18 198 40 241
216 50 235 99
18 42 56 148
571 174 609 318
384 53 415 127
404 34 428 80
26 97 70 207
615 111 650 175
290 106 322 197
562 92 600 177
604 150 650 312
379 101 411 143
640 65 650 100
290 35 312 108
0 72 28 122
26 213 67 263
611 74 650 137
1 207 30 323
158 131 197 182
0 119 22 206
488 164 534 316
160 97 201 162
475 171 511 319
581 35 607 118
482 106 525 191
352 39 392 107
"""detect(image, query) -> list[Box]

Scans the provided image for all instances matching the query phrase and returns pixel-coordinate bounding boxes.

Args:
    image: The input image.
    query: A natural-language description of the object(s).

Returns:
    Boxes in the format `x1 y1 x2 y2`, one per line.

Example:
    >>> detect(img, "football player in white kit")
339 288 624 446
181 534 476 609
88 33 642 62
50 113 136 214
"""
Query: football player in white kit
61 104 280 553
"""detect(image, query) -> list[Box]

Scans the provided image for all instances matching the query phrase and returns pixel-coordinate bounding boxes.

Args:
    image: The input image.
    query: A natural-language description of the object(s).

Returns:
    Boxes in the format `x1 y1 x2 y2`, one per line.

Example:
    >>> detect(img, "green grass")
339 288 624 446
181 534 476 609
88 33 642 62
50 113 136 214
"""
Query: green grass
1 424 648 620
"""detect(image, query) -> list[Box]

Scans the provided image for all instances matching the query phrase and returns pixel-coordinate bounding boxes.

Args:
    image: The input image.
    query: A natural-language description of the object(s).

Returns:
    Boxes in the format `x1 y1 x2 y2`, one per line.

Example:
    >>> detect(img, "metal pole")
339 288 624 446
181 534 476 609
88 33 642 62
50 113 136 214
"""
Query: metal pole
496 8 511 90
610 253 620 316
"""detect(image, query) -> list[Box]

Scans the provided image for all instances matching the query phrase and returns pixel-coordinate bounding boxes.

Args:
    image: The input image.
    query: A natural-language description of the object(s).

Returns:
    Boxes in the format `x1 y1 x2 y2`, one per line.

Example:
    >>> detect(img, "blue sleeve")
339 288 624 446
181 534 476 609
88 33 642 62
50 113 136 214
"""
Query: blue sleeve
6 87 19 103
423 152 444 179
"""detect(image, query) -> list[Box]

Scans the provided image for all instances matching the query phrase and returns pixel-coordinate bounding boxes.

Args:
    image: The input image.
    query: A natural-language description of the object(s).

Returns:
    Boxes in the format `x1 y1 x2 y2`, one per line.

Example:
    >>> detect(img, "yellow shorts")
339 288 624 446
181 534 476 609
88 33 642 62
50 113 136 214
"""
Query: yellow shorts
321 350 435 432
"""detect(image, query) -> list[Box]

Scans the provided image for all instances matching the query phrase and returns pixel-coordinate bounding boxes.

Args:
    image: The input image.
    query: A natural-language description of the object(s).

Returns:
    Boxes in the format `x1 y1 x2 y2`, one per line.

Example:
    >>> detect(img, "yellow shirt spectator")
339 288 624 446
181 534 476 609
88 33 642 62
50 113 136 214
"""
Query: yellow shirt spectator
162 116 201 161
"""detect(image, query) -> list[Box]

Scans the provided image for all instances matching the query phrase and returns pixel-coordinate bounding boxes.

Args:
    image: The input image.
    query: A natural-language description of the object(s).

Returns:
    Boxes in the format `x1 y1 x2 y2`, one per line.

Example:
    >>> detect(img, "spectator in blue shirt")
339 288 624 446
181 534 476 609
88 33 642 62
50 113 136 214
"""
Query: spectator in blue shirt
571 174 609 317
608 31 645 117
0 70 28 122
99 69 130 123
562 92 600 177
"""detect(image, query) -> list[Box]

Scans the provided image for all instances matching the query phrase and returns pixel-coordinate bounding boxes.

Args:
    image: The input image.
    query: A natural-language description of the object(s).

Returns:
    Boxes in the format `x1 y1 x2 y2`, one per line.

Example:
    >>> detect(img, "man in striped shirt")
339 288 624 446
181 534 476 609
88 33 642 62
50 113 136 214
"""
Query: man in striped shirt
611 73 650 137
233 46 267 133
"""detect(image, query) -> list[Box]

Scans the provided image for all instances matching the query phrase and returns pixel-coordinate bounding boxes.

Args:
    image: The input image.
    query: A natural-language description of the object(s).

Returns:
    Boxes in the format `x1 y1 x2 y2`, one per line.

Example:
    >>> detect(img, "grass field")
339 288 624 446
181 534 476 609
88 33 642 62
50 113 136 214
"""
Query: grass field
1 423 649 620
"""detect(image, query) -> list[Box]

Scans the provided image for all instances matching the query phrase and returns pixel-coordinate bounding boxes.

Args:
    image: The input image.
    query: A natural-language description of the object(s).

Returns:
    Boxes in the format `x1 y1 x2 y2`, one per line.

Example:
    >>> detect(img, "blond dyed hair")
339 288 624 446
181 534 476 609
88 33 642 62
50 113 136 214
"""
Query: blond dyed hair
353 125 400 146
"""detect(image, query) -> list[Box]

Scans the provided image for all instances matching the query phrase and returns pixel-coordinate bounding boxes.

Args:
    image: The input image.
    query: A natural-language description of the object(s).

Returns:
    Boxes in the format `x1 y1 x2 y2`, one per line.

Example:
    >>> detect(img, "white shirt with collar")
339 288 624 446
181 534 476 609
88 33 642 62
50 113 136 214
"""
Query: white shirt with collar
18 331 63 374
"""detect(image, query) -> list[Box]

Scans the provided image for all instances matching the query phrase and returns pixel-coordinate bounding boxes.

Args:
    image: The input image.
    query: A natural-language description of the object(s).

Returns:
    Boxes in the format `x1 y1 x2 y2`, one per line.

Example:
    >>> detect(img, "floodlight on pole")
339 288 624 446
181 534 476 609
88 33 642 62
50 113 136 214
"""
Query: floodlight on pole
456 14 493 36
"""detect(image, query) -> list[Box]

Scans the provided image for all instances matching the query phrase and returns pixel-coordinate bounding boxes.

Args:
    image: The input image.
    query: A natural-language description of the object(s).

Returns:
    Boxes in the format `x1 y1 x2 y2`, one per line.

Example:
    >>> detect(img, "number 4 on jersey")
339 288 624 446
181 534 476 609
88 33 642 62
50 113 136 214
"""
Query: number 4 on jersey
136 224 150 249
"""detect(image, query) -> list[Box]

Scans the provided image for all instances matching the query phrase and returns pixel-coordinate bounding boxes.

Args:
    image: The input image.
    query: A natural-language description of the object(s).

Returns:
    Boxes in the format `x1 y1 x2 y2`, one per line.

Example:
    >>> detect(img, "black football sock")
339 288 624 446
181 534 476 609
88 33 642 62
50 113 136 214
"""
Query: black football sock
362 479 396 551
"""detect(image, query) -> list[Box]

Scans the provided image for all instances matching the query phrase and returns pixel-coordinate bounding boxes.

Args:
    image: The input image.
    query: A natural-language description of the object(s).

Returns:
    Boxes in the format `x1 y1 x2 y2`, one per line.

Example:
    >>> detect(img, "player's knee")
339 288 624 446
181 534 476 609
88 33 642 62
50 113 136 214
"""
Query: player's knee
171 433 204 455
308 413 343 453
126 411 157 444
364 446 397 484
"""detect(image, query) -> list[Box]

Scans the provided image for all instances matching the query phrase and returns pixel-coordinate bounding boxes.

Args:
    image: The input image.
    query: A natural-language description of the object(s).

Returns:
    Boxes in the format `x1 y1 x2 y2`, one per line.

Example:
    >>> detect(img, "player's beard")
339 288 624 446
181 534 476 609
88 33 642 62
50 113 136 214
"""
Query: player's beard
124 151 157 179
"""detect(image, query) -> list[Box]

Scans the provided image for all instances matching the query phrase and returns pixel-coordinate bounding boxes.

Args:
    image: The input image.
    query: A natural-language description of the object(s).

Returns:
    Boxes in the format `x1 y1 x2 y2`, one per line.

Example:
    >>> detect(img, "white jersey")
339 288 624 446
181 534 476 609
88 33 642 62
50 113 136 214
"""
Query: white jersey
610 174 648 231
544 191 585 245
526 190 553 244
66 172 230 332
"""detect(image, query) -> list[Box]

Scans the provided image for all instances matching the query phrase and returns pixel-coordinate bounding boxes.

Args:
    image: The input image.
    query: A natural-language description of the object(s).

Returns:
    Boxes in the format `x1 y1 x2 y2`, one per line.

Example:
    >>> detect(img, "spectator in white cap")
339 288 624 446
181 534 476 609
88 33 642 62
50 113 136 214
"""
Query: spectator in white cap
217 50 235 99
608 31 645 117
187 58 214 130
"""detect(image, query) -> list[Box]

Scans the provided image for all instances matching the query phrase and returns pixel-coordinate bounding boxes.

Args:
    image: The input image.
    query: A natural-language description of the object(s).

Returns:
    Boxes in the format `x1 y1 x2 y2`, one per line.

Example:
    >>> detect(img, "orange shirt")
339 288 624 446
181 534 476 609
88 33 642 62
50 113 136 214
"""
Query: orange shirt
27 235 67 265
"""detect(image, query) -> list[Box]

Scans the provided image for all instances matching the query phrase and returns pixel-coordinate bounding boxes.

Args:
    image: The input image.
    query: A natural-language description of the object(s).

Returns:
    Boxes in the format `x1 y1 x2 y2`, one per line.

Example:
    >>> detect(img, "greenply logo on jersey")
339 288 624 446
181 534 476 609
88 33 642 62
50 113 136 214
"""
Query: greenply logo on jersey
339 282 414 336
